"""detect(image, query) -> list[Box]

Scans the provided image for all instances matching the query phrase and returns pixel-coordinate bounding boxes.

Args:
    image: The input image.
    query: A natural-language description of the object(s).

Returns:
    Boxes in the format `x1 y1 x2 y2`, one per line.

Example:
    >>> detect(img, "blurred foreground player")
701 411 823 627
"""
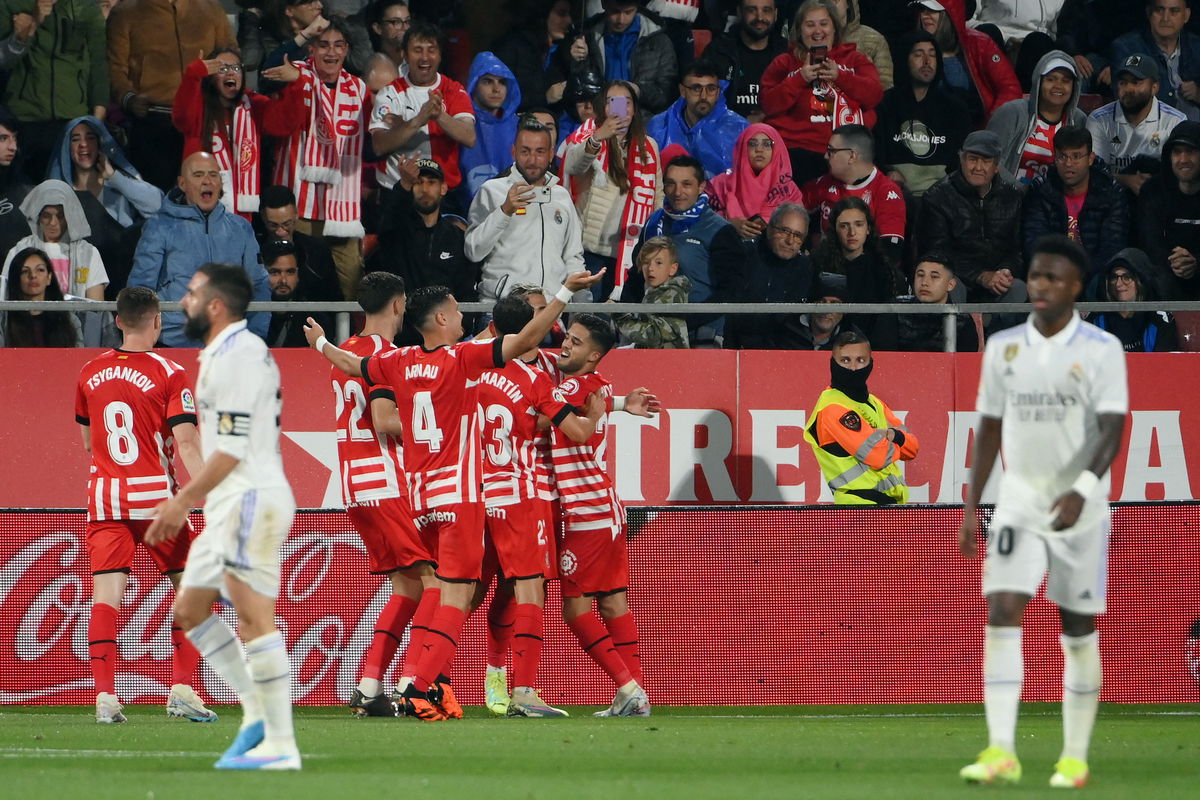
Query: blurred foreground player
148 264 300 770
75 287 214 724
305 270 604 720
959 235 1128 789
332 272 440 718
552 314 660 716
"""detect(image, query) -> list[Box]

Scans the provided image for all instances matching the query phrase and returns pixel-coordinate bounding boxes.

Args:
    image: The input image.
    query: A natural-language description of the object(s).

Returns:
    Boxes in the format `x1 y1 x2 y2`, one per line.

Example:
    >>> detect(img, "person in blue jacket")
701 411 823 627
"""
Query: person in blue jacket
646 59 748 179
460 51 524 202
128 152 268 347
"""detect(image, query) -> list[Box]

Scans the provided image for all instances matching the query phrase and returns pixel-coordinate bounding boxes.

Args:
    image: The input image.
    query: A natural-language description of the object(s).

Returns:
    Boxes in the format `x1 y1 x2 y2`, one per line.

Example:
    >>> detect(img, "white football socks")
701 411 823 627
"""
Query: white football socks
1060 631 1101 762
187 613 263 728
983 625 1023 753
246 631 295 747
357 678 382 697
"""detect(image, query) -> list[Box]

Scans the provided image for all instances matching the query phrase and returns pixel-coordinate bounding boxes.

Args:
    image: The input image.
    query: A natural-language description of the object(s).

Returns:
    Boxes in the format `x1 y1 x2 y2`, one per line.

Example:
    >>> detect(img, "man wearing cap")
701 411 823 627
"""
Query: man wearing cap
918 130 1026 305
1087 53 1186 195
370 155 479 343
911 0 1021 126
1105 0 1200 122
1134 120 1200 298
987 50 1090 184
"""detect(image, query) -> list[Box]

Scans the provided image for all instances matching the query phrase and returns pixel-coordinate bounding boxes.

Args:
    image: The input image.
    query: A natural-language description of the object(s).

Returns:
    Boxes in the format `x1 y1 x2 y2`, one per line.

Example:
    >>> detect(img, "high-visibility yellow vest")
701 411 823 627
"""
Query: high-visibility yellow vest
804 388 909 505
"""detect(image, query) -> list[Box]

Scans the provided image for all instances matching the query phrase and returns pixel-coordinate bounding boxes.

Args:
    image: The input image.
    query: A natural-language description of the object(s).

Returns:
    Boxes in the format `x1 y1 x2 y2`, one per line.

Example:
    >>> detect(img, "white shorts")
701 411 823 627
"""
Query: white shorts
180 487 295 599
981 508 1110 615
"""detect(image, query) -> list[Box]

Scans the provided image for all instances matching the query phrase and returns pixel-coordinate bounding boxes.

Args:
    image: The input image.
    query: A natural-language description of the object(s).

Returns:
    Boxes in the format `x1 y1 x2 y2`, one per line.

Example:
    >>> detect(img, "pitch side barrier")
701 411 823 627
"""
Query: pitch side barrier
7 300 1200 352
2 504 1196 706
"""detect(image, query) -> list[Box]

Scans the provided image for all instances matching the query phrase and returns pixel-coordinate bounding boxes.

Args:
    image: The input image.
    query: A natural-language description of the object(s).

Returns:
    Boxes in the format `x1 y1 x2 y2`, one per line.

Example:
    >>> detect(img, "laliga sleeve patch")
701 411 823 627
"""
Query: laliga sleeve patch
840 410 862 431
180 388 196 414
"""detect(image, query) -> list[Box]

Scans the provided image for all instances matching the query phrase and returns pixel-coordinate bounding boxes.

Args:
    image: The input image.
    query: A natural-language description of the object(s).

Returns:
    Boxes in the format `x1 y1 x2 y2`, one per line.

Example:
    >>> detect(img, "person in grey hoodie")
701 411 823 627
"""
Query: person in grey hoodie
465 115 585 303
987 49 1089 184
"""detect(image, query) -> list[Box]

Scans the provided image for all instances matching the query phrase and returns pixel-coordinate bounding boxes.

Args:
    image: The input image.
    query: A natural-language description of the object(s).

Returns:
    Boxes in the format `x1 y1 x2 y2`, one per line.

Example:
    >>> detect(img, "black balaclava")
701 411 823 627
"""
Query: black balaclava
830 357 873 403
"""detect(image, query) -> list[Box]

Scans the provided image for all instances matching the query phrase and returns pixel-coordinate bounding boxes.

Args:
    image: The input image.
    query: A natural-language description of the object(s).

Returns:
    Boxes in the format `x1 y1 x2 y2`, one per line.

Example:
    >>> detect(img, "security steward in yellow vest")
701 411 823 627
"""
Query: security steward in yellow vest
804 330 920 504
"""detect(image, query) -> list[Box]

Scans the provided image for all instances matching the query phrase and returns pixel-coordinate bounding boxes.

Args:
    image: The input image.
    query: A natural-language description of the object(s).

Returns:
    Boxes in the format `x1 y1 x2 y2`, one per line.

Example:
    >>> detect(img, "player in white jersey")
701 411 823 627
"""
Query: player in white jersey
959 235 1128 789
146 263 300 771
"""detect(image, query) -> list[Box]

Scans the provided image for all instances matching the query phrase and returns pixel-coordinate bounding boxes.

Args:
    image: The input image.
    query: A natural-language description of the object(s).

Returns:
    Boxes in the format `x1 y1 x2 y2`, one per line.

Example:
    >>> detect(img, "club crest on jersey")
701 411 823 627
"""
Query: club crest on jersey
1004 344 1019 361
554 210 563 225
559 549 578 576
1070 363 1084 382
839 410 861 431
181 389 196 414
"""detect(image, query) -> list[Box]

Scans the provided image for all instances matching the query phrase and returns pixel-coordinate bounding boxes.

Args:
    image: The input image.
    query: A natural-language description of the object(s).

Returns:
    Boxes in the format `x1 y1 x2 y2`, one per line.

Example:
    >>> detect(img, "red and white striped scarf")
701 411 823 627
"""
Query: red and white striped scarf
648 0 699 22
214 94 260 215
565 118 659 293
292 63 367 237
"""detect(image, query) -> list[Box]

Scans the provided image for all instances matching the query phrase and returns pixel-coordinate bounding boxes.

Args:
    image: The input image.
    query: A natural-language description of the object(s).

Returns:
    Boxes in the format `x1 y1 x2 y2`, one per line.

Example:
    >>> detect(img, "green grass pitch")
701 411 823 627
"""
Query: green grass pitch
2 704 1196 799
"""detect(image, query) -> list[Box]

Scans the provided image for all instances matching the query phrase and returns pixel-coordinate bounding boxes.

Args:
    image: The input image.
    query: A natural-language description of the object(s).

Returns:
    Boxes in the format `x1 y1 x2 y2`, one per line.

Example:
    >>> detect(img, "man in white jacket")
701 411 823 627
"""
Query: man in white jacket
466 116 586 303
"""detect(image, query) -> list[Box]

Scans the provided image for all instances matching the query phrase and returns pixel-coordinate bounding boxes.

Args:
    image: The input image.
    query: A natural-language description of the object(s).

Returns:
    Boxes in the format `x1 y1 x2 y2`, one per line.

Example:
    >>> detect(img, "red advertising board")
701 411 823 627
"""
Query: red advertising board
1 349 1199 509
2 506 1197 706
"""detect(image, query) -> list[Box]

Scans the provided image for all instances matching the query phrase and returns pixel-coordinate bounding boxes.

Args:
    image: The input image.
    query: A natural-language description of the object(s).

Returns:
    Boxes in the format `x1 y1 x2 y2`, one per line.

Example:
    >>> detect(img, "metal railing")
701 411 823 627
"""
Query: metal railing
6 299 1200 352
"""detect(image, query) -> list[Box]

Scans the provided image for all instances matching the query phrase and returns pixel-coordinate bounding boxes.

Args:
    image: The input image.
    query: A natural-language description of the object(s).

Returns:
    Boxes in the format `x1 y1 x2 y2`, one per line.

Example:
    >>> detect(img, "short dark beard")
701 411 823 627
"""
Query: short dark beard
1120 95 1151 117
740 22 770 43
414 197 441 215
183 310 211 343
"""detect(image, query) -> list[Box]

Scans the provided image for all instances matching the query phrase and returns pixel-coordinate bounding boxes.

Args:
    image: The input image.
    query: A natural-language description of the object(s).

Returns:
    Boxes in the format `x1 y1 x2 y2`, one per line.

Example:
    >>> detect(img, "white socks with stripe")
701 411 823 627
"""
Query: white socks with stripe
983 625 1023 753
246 631 295 747
1060 631 1101 762
187 613 263 728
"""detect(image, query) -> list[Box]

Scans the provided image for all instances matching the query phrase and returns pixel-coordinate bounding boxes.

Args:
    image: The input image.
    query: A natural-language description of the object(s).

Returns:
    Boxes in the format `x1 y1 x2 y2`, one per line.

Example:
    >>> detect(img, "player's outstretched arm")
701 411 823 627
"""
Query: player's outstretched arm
960 415 1003 558
304 316 365 377
1050 412 1126 532
620 387 661 417
145 451 241 545
500 270 605 362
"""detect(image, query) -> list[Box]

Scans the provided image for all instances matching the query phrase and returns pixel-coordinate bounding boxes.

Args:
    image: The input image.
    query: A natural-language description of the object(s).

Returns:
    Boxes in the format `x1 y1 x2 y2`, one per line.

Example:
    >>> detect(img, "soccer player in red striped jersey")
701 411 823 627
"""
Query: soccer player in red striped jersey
305 269 602 720
552 313 659 717
74 287 213 724
331 272 440 717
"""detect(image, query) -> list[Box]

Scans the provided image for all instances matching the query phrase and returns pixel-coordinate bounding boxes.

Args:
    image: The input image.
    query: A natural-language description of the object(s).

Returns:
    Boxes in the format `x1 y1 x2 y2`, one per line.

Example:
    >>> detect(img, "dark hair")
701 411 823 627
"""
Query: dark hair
572 312 616 356
507 282 546 301
812 197 894 290
116 286 160 328
402 21 444 52
515 114 555 149
1031 234 1089 277
831 329 870 351
369 0 408 26
664 153 705 184
358 271 406 313
406 285 453 330
682 58 722 82
590 80 650 193
196 262 253 319
1053 125 1093 154
0 105 19 136
6 247 59 300
199 47 245 157
915 251 954 274
261 238 298 268
261 184 297 210
832 123 875 163
4 247 76 346
312 16 354 49
492 293 535 335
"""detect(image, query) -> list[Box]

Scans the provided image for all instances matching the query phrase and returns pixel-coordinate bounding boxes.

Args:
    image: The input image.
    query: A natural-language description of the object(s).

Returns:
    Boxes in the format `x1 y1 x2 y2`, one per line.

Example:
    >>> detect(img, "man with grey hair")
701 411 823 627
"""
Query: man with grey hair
800 123 907 260
724 202 818 349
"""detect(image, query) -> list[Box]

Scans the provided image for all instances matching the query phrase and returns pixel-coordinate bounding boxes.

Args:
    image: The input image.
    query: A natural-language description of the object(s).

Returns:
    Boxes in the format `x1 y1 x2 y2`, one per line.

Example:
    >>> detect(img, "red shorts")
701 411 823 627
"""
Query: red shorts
485 498 553 580
557 516 628 597
86 519 193 575
416 501 485 583
347 498 436 574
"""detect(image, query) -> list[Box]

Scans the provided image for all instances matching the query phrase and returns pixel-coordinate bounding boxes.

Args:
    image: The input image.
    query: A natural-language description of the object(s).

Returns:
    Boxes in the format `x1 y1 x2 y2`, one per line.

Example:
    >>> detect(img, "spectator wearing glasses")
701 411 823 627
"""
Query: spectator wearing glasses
647 59 749 180
1021 126 1129 279
708 123 804 241
258 184 342 302
369 0 411 74
1088 247 1179 352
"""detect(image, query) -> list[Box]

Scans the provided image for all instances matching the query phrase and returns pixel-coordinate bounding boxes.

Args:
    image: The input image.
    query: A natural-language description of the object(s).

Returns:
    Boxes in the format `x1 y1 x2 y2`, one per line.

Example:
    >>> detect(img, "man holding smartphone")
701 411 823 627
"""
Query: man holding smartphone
466 115 586 303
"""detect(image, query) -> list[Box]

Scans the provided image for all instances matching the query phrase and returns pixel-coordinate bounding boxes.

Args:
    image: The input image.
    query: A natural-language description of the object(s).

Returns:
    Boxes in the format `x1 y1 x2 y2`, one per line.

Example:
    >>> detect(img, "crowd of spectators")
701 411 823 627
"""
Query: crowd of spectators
0 0 1195 354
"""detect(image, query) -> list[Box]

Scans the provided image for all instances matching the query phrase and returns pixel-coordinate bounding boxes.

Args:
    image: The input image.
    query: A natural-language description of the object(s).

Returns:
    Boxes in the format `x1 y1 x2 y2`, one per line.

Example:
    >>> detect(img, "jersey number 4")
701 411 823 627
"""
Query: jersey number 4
411 391 444 452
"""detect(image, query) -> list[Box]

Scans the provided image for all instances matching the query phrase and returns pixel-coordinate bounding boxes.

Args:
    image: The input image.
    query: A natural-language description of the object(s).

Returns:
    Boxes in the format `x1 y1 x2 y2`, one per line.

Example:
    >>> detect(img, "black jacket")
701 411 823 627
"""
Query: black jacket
1134 122 1200 300
723 235 817 349
1021 164 1130 277
702 27 789 119
873 296 979 353
1086 246 1179 352
493 27 573 114
917 170 1024 298
0 165 30 271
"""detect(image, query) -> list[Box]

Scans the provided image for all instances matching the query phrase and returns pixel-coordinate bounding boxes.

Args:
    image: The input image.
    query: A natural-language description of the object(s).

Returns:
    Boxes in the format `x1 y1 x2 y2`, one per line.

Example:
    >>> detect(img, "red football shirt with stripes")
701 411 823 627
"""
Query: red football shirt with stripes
550 371 622 530
532 348 564 501
478 358 573 506
74 349 197 521
362 338 505 510
332 334 407 504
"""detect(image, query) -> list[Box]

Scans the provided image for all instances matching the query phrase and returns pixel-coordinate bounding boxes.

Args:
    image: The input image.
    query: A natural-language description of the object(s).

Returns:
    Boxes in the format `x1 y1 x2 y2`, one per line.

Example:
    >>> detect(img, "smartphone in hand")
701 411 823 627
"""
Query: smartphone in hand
608 95 631 119
810 45 828 64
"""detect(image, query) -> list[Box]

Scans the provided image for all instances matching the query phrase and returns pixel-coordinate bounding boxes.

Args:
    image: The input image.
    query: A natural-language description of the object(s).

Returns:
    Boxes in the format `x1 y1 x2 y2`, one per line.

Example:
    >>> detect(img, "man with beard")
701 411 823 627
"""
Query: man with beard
803 329 920 505
647 59 749 179
702 0 788 122
259 185 341 301
1087 53 1185 195
1135 120 1200 298
263 239 336 347
873 31 971 196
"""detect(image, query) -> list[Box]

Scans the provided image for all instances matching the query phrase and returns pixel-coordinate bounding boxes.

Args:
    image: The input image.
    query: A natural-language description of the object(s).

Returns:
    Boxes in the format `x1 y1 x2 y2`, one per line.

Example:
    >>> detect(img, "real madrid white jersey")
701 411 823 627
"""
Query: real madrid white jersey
1087 97 1185 173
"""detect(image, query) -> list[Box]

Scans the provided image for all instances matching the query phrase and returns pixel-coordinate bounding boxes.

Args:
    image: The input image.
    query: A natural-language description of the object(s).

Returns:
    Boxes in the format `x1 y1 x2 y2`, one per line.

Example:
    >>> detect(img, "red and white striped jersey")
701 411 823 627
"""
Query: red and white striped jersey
363 338 504 510
333 334 407 505
478 359 571 507
550 371 622 529
74 350 197 521
532 348 563 500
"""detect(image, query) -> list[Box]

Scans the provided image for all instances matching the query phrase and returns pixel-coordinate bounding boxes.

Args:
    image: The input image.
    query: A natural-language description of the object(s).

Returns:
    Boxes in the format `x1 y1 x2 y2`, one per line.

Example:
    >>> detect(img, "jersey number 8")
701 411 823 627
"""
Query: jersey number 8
103 401 139 465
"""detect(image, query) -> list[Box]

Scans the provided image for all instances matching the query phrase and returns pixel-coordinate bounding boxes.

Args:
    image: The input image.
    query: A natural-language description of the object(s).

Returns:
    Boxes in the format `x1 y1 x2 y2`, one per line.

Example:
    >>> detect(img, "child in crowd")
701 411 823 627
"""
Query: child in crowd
617 236 690 348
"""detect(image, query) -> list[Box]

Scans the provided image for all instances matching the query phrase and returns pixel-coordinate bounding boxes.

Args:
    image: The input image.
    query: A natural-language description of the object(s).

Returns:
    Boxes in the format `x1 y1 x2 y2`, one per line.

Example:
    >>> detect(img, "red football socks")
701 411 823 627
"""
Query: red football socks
603 612 643 684
361 594 419 681
510 603 544 689
486 592 516 667
567 612 632 687
88 602 119 695
412 604 467 693
400 587 440 678
170 624 201 686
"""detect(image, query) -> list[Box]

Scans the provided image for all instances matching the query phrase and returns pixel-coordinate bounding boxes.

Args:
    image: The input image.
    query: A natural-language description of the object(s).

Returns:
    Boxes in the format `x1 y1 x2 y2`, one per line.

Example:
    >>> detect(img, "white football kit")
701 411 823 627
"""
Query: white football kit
976 312 1128 614
1086 97 1185 173
182 320 295 598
